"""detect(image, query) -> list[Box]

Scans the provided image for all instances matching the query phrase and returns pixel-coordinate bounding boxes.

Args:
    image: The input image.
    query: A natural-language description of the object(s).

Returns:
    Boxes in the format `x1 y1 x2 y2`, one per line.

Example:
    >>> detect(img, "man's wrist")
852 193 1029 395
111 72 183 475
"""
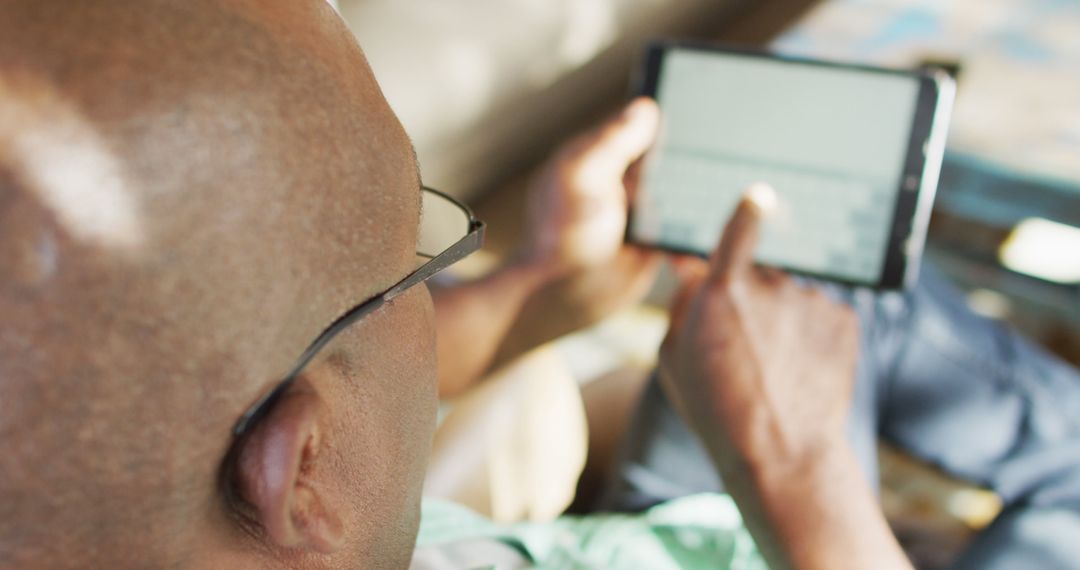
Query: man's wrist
717 439 910 570
746 437 854 496
703 428 853 496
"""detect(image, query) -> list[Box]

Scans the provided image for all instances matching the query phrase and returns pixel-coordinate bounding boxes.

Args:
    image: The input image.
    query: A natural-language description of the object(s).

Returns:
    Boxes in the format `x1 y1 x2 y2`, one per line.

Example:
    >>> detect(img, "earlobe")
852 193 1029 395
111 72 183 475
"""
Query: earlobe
233 380 346 554
290 484 346 553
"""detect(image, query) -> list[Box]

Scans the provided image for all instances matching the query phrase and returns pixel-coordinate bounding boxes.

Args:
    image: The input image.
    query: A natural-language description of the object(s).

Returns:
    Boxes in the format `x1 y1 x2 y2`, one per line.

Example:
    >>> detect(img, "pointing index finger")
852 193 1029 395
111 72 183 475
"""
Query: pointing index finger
709 183 774 285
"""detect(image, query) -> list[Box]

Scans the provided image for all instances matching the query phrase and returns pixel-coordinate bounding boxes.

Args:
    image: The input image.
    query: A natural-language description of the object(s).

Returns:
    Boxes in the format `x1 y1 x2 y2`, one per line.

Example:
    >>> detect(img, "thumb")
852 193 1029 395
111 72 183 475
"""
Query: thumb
573 97 660 188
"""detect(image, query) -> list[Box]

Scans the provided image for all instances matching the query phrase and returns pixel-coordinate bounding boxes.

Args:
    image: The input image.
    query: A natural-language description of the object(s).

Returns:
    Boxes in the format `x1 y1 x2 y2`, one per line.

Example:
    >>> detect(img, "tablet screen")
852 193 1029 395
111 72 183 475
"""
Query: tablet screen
632 48 924 284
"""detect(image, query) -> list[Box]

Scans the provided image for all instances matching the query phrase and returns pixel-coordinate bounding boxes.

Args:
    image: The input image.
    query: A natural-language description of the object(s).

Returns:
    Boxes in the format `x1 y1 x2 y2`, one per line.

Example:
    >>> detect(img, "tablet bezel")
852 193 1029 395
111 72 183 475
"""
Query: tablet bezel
627 41 954 290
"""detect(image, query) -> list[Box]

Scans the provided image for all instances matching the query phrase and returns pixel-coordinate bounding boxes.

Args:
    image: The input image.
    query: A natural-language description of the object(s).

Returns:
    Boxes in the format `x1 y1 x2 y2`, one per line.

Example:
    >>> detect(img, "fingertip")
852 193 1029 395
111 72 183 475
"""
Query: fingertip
743 182 776 218
726 182 772 241
620 97 660 136
625 96 659 119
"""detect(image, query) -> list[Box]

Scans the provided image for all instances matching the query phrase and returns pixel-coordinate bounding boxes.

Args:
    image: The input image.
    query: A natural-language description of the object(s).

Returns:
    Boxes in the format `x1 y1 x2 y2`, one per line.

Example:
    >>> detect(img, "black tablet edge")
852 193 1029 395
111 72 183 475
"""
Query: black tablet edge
625 41 955 290
880 70 955 289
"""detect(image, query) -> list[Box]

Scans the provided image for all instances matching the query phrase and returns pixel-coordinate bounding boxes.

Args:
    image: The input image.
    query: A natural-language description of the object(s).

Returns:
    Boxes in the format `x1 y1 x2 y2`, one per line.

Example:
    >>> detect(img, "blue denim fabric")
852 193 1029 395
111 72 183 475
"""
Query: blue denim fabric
602 264 1080 569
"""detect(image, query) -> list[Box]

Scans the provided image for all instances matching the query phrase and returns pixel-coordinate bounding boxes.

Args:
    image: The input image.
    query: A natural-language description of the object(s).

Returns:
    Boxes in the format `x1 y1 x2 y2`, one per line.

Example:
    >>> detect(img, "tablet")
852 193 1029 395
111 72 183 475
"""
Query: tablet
627 42 955 289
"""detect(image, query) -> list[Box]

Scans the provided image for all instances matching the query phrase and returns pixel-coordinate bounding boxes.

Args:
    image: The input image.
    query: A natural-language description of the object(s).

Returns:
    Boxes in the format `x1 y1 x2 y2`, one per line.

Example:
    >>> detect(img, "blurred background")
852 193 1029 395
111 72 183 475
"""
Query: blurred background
337 0 1079 566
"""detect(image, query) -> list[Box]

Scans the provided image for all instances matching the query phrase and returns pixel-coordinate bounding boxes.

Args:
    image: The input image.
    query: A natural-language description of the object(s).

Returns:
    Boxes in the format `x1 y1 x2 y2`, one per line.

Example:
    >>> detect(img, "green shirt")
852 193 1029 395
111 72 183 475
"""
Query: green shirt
415 493 766 569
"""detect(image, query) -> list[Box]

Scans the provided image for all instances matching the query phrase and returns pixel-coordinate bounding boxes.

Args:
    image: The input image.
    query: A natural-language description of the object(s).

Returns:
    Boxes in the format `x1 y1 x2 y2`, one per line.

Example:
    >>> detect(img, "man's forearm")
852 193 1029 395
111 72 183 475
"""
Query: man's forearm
712 442 911 570
432 98 662 400
431 258 557 399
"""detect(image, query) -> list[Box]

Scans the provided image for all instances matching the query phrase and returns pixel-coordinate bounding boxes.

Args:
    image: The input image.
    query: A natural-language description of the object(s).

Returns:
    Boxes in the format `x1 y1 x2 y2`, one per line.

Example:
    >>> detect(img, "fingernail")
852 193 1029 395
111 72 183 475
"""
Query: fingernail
745 183 777 216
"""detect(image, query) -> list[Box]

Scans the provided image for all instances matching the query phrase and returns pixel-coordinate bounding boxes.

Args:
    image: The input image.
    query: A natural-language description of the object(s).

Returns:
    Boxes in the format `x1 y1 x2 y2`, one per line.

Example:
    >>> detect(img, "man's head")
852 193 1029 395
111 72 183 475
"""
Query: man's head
0 1 436 567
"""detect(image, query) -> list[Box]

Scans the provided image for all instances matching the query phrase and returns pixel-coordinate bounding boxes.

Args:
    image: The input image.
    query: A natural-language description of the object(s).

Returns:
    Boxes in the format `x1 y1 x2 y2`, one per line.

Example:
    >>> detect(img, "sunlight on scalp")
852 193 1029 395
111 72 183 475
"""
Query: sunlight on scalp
0 72 143 254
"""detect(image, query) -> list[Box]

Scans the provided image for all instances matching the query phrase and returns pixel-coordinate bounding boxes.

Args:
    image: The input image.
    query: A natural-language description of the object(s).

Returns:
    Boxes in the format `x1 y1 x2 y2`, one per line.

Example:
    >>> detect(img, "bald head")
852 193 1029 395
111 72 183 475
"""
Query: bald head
0 2 433 568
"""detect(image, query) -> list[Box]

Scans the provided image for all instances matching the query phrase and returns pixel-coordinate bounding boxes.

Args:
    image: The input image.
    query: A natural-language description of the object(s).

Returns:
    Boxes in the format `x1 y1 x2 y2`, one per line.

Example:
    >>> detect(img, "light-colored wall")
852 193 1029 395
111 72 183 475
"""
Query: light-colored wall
339 0 745 198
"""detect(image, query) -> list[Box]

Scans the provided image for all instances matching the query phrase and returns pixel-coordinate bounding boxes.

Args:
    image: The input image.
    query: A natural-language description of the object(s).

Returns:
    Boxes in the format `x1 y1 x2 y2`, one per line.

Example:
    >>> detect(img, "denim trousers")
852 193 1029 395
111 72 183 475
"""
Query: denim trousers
602 265 1080 569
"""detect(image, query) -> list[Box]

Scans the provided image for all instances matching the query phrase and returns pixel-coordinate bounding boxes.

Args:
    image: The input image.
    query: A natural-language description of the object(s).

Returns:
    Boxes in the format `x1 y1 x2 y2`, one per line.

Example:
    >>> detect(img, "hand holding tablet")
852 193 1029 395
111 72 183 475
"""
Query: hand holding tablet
628 42 955 289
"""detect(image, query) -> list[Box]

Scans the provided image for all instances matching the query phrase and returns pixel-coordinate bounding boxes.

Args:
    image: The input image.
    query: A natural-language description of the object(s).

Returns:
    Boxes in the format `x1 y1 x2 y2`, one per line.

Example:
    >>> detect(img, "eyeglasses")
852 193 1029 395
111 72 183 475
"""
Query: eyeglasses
231 187 485 437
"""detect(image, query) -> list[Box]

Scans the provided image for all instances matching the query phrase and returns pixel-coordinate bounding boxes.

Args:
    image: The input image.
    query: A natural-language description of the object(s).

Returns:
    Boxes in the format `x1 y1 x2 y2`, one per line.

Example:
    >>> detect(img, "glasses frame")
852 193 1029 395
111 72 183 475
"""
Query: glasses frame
231 186 485 437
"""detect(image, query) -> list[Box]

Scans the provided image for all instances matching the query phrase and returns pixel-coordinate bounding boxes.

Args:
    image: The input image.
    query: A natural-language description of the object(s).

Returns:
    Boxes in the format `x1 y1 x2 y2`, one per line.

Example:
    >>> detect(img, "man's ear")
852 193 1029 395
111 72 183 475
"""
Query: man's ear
233 380 345 554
